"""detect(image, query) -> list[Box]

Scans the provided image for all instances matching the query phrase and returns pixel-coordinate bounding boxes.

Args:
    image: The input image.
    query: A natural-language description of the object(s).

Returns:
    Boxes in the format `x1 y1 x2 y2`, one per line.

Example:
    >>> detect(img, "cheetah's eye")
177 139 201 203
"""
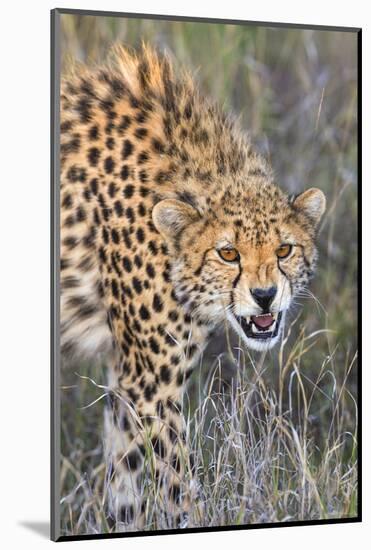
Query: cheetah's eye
276 244 293 259
218 247 240 263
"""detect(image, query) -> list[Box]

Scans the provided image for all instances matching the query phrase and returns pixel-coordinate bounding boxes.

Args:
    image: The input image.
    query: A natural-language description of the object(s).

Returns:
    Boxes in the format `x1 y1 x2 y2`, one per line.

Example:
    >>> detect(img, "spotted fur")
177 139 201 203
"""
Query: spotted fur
60 44 325 528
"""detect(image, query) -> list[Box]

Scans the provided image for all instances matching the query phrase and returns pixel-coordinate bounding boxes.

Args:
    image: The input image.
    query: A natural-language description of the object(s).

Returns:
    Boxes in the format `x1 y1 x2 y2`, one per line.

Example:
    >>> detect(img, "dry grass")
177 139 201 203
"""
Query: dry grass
59 13 358 536
60 319 358 534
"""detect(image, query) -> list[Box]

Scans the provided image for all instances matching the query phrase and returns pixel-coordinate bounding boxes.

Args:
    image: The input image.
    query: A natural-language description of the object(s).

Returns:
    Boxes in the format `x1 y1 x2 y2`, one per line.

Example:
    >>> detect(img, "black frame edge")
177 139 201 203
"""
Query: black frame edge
51 7 61 543
56 517 361 543
356 27 362 523
54 7 361 33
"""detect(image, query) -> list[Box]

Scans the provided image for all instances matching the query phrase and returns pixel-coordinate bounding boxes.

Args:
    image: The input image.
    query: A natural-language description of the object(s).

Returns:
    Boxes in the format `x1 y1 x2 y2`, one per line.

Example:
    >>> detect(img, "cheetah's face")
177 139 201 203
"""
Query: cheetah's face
153 188 326 352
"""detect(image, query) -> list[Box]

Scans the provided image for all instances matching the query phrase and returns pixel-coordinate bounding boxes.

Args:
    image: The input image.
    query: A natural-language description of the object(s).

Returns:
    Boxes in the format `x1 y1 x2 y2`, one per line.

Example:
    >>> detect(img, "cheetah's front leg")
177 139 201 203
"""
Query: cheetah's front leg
104 379 196 531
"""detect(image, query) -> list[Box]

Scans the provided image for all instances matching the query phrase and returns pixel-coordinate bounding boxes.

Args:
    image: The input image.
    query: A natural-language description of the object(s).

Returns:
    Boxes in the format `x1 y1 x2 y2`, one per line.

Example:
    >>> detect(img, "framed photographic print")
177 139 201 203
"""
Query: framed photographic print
51 8 361 541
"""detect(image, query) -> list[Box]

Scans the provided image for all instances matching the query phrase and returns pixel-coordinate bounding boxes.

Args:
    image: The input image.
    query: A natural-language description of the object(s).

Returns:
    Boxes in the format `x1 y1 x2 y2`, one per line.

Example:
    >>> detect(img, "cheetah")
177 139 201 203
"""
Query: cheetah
60 44 326 530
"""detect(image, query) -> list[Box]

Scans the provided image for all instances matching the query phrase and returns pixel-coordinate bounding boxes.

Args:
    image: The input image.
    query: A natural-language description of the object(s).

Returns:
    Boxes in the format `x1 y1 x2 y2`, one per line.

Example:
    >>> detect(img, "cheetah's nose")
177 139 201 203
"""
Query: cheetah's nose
250 286 277 312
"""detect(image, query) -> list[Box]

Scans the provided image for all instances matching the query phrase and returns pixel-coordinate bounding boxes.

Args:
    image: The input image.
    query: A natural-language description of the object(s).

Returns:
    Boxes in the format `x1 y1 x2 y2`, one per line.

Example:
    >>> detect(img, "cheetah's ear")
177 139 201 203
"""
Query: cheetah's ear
292 188 326 228
152 199 199 241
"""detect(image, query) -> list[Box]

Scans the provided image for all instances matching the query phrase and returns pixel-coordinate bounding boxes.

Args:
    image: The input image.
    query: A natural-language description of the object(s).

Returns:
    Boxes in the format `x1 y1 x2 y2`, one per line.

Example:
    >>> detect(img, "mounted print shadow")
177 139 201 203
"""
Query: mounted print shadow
51 8 361 541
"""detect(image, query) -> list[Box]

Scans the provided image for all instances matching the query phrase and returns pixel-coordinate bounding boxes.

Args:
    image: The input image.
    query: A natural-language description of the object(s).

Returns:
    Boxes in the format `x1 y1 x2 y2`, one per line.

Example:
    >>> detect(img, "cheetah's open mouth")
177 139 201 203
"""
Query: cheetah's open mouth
235 312 282 340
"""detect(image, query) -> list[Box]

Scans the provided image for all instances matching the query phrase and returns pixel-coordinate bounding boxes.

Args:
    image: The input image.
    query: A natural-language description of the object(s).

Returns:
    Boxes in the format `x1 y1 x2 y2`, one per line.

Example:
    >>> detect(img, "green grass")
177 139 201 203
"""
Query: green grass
59 15 358 535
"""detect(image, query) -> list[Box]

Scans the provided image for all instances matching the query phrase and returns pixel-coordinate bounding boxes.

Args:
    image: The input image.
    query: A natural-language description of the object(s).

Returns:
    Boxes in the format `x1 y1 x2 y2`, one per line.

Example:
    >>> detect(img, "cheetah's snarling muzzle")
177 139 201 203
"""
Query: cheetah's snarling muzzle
235 311 283 340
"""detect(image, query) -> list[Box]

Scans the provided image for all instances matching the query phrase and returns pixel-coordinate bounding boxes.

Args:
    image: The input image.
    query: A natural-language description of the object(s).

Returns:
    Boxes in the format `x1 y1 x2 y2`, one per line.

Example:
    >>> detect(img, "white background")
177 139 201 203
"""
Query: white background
0 0 368 548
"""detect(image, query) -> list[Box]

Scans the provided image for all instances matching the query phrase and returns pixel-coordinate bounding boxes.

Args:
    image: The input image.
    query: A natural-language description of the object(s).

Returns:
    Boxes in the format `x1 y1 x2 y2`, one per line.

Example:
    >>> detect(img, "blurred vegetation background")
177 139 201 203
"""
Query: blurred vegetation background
59 13 358 535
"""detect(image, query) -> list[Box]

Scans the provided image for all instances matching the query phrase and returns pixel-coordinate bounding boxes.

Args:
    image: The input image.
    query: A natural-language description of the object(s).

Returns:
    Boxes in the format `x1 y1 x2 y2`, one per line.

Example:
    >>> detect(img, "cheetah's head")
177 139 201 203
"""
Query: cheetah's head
153 185 326 352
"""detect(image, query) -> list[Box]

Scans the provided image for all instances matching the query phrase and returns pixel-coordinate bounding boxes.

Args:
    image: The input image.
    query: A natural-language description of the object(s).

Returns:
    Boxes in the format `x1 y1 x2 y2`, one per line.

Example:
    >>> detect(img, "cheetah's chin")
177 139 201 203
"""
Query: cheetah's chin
227 311 284 351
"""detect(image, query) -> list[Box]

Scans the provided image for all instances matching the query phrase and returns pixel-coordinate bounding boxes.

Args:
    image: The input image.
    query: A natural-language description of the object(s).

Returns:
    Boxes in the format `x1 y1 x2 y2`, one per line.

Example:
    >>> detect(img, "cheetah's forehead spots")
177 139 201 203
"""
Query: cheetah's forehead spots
204 184 292 246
